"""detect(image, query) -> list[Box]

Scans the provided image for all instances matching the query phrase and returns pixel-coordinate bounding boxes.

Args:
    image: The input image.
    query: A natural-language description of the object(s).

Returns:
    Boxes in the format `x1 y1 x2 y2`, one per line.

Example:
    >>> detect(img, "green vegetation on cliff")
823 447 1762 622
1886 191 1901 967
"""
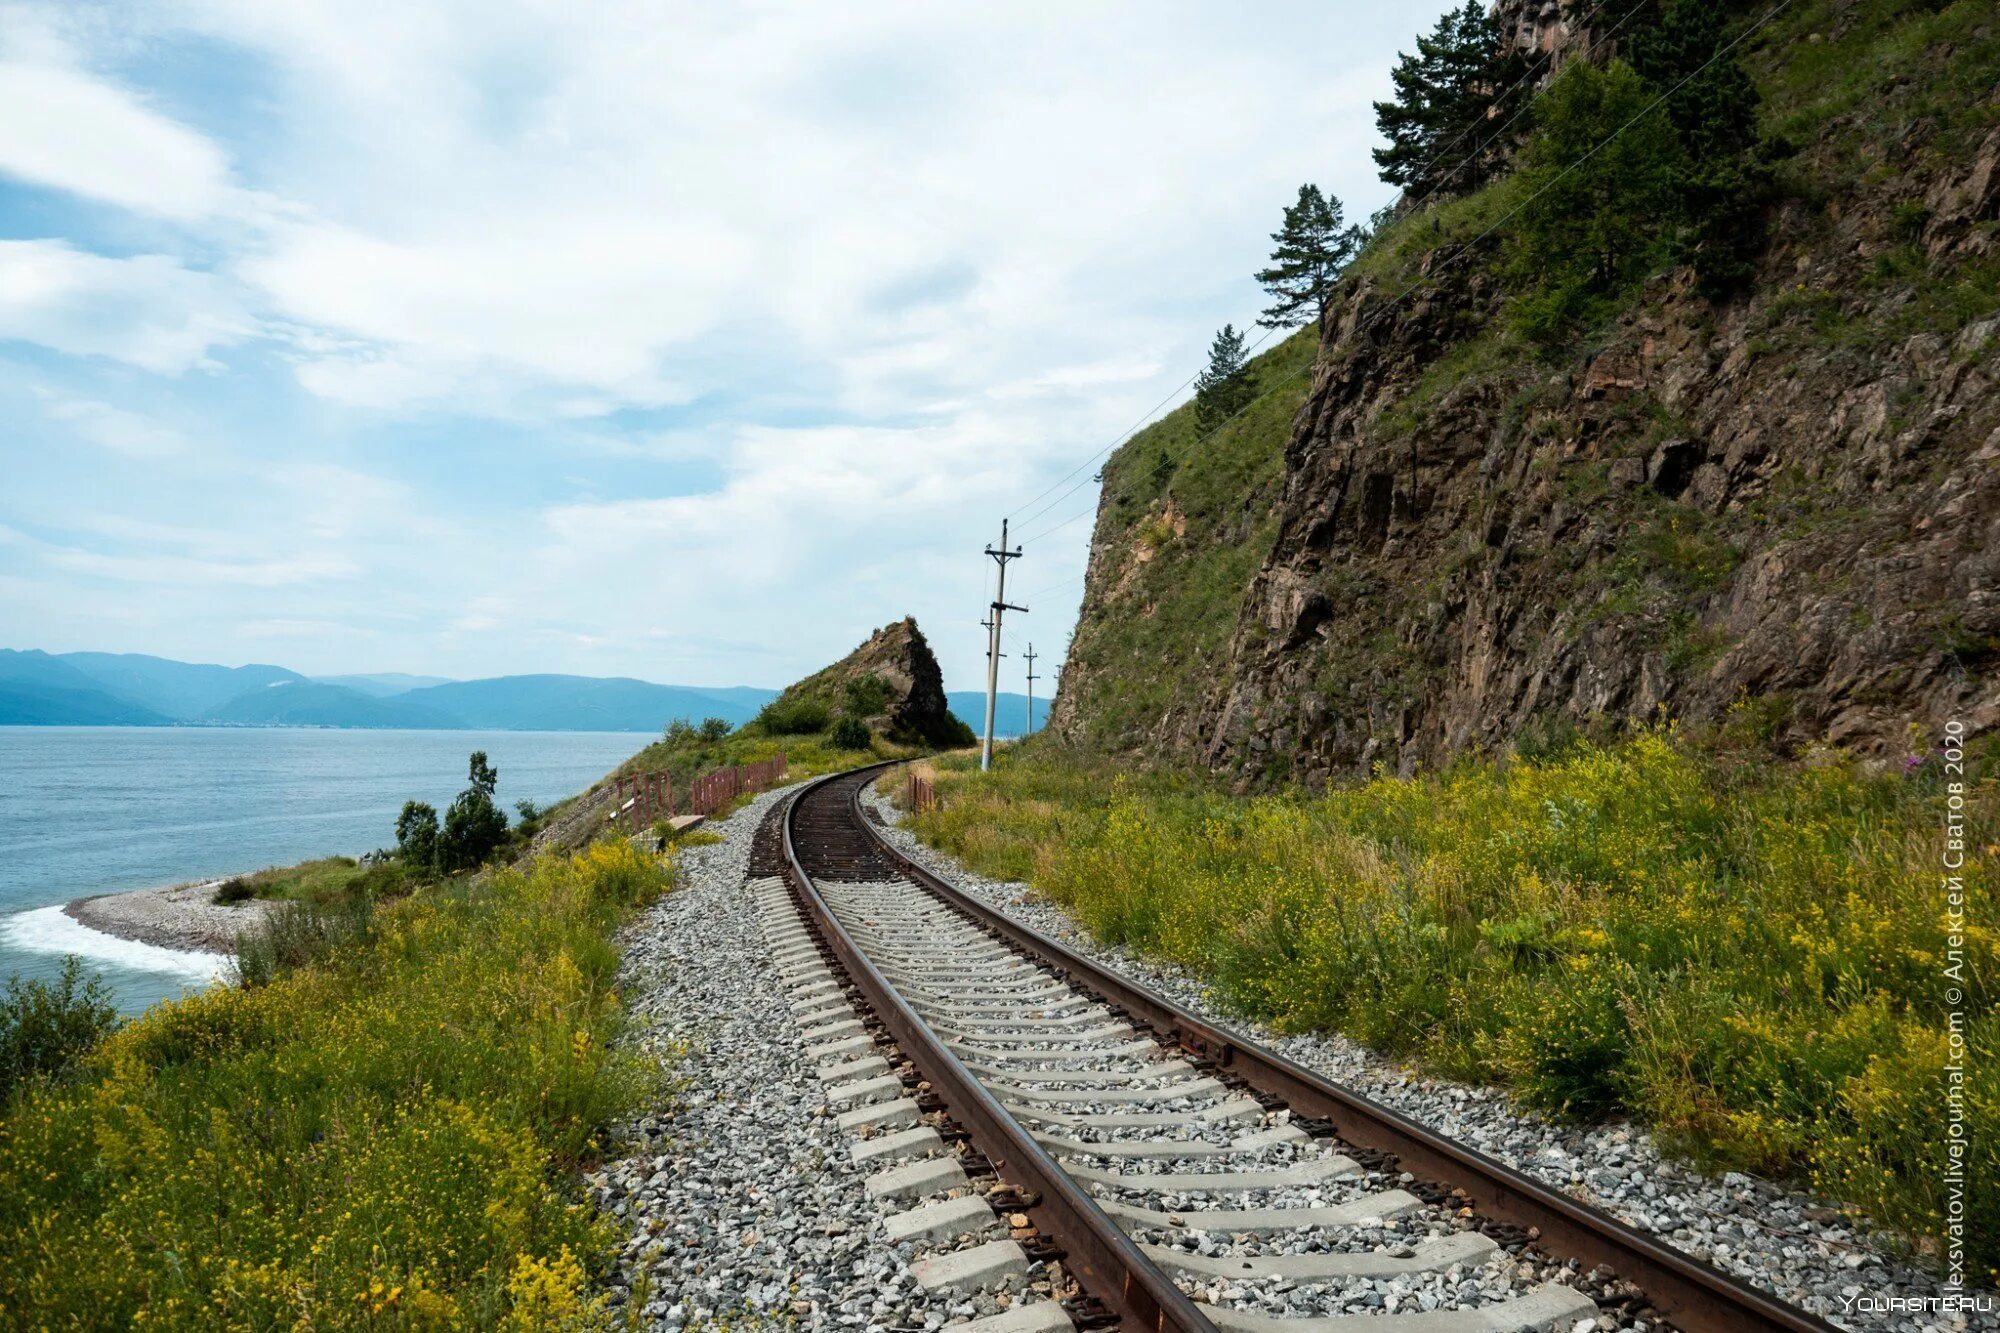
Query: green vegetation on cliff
1057 326 1315 751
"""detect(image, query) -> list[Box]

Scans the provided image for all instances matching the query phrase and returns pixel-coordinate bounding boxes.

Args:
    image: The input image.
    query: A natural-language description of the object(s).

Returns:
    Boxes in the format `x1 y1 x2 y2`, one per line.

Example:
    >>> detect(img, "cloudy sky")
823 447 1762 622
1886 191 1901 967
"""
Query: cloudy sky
0 0 1444 692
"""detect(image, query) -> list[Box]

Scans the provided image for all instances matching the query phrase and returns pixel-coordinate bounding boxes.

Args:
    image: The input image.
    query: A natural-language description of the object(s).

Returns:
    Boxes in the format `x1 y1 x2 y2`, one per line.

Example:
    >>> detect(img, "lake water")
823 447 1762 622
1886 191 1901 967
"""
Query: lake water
0 727 647 1012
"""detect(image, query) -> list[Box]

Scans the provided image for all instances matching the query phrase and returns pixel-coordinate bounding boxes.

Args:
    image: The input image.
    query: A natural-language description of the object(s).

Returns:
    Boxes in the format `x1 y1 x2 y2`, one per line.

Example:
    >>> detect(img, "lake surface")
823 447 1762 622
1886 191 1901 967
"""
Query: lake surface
0 727 647 1012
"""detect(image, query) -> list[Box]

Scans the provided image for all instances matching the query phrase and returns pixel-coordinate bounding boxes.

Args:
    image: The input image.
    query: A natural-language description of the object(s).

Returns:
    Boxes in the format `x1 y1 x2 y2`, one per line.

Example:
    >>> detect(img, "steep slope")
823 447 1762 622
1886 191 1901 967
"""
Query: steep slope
1053 0 1999 782
776 617 975 747
1049 331 1315 752
58 651 305 720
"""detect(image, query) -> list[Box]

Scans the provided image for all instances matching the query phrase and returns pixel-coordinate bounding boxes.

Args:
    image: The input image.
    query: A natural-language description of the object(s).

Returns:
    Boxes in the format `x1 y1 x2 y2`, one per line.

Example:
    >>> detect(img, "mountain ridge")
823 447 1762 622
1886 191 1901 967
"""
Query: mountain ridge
1 649 1024 736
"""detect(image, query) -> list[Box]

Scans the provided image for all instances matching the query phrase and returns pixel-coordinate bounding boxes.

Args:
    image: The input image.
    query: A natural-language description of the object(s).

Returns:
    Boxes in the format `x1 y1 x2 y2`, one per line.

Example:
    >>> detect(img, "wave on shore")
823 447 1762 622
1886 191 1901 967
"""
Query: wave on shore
1 905 232 985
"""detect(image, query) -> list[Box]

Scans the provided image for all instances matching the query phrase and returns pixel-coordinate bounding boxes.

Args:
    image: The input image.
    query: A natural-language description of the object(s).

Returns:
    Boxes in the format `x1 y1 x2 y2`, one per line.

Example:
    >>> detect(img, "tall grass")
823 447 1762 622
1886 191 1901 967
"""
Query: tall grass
908 733 1997 1277
0 839 672 1327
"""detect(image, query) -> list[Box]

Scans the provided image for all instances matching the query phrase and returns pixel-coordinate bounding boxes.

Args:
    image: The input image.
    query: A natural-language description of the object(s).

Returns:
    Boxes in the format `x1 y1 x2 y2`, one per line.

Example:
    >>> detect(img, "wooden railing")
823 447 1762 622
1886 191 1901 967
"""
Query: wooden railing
609 752 788 828
906 770 936 813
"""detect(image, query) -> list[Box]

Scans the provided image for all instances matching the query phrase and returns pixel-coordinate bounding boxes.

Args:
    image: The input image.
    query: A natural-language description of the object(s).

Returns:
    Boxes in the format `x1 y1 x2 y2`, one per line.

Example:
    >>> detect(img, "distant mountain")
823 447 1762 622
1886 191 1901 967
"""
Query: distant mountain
682 685 783 709
947 691 1039 738
398 675 770 732
1 649 112 695
0 684 172 726
58 651 304 719
312 672 458 697
0 651 174 725
206 681 466 729
0 648 857 733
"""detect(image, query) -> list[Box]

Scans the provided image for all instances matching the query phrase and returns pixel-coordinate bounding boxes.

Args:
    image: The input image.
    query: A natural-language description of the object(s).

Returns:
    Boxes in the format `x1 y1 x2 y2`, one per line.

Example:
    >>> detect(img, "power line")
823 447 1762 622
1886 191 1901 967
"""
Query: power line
1013 0 1793 550
1008 323 1287 531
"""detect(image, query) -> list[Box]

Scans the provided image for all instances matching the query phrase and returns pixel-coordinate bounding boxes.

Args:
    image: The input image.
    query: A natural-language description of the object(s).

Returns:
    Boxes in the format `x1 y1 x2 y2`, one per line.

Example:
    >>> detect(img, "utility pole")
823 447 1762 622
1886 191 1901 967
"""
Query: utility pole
1024 644 1039 736
981 519 1024 772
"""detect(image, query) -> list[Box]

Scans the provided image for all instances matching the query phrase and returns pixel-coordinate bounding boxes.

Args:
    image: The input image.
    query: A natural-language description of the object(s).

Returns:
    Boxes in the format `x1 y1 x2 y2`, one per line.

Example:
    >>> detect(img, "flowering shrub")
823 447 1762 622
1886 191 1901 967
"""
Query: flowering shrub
0 838 672 1327
911 733 1997 1278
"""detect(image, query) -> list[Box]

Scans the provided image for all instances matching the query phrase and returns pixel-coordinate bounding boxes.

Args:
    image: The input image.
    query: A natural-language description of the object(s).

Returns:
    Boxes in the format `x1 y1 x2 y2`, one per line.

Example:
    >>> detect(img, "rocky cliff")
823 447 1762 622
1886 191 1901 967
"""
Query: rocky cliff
780 617 975 748
1051 0 1998 784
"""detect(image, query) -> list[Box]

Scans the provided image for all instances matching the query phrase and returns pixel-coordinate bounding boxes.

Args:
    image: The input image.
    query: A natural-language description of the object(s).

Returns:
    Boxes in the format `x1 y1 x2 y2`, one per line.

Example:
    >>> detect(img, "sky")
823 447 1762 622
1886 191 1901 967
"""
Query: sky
0 0 1446 693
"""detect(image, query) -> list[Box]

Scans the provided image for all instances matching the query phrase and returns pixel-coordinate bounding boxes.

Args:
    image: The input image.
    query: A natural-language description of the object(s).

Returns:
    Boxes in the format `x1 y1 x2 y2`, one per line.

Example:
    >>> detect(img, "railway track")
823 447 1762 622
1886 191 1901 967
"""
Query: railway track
759 763 1837 1333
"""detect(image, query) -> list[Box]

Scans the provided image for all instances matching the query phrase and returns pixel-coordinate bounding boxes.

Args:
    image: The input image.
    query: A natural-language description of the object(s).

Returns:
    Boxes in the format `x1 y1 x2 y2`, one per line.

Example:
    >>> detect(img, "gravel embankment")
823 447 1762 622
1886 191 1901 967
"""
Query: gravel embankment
592 787 1025 1330
863 786 1994 1333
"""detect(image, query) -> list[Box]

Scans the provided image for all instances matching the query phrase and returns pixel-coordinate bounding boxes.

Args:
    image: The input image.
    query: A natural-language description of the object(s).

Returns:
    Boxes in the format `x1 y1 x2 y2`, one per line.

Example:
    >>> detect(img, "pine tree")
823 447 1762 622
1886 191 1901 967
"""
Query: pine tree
1372 1 1531 200
1256 186 1362 329
1193 324 1254 431
1627 0 1767 295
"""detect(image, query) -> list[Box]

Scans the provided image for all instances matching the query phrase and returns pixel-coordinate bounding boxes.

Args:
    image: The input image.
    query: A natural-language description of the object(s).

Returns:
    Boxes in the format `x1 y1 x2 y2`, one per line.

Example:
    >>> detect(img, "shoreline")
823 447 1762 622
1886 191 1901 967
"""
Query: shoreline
62 880 277 954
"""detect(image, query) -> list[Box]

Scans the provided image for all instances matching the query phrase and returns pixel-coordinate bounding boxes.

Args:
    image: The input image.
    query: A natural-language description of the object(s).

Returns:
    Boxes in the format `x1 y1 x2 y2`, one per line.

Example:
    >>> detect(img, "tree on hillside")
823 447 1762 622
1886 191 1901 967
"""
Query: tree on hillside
1373 1 1531 200
1627 0 1768 295
395 800 440 872
1193 324 1255 432
438 750 509 873
1507 59 1683 346
1256 185 1363 329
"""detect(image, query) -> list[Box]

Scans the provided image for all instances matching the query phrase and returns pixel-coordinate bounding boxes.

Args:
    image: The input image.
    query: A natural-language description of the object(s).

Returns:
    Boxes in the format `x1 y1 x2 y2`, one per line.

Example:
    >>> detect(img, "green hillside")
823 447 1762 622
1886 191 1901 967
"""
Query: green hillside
1051 328 1316 751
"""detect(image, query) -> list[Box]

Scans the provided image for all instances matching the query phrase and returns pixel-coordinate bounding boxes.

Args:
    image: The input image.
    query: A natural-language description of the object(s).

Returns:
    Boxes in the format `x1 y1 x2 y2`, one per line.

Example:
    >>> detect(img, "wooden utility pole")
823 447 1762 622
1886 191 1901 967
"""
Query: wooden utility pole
1024 644 1039 736
981 520 1024 772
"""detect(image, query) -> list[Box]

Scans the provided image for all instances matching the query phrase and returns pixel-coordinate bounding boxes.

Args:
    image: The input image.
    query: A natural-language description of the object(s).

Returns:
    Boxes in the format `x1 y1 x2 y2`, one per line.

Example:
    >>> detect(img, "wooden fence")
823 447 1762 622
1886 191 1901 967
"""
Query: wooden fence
609 752 788 828
906 770 936 814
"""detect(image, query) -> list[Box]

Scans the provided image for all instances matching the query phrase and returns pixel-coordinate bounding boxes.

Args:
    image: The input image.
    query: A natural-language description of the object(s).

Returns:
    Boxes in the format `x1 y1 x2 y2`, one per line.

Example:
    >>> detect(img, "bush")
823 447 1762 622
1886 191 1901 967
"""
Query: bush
235 897 377 988
0 840 675 1324
212 876 256 905
698 717 733 741
756 697 831 735
0 958 118 1100
842 676 894 717
830 717 872 751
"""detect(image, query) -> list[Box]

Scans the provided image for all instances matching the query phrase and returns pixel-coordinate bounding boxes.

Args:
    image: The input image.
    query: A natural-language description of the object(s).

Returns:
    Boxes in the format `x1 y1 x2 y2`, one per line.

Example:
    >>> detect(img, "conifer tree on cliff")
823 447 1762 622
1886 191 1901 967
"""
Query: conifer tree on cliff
1256 185 1362 330
1373 0 1530 200
1193 324 1254 431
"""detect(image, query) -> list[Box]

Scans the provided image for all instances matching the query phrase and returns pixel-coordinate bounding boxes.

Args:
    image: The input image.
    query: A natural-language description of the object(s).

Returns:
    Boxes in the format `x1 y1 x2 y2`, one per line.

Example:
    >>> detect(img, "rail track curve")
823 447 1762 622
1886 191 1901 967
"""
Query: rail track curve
770 762 1837 1333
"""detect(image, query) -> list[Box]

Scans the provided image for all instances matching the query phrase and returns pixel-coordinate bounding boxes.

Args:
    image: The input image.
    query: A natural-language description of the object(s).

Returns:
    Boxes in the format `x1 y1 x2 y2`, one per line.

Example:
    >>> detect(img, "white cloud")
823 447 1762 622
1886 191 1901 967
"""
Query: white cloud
0 0 1437 684
0 240 254 372
34 391 184 456
0 54 234 220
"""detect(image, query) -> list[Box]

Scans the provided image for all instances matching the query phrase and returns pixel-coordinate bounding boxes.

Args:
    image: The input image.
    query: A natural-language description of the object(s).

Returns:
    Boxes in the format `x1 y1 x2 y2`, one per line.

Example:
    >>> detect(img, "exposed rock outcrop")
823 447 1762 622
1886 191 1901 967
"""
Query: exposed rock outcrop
780 618 975 748
1050 7 1999 783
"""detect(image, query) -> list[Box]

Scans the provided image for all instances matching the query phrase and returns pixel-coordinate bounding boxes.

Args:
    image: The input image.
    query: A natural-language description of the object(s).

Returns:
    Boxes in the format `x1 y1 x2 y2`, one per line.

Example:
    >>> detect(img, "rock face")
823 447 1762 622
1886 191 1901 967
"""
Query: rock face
780 618 975 748
1050 12 1999 785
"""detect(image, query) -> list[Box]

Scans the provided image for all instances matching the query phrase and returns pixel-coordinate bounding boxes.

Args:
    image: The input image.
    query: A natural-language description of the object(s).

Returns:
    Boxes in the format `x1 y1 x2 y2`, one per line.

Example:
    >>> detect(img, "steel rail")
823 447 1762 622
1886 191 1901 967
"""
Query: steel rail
857 763 1840 1333
780 764 1220 1333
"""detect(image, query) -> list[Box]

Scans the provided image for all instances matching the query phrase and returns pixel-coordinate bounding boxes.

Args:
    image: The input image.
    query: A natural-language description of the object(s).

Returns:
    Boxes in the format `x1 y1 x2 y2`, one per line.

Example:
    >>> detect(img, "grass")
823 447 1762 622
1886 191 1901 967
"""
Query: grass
903 733 1998 1278
0 838 674 1327
211 855 409 907
617 725 916 795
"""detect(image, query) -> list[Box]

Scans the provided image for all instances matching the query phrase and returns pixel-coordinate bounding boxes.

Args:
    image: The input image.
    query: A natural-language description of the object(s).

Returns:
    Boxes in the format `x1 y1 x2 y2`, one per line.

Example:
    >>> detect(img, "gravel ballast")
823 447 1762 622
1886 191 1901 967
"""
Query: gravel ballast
594 786 1034 1330
863 785 1995 1333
